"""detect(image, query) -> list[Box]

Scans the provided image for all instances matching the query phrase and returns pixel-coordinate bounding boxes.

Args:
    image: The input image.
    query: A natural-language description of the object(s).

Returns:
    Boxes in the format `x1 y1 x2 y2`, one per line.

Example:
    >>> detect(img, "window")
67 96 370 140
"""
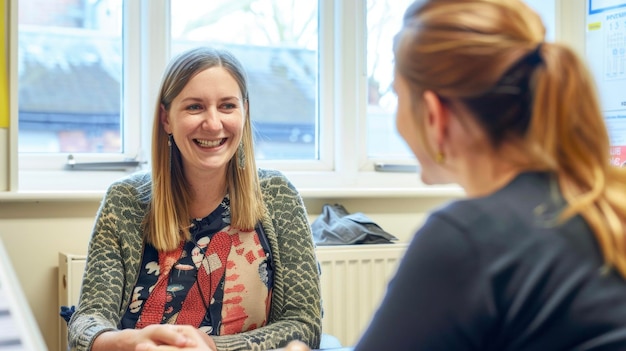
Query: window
16 0 146 183
364 0 555 161
20 0 548 192
17 0 128 156
366 0 415 160
170 0 319 161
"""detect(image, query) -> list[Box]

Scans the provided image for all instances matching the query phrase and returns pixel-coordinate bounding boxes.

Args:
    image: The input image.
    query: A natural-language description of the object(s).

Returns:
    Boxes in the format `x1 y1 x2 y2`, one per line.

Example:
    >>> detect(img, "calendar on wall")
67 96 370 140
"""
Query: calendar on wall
586 0 626 166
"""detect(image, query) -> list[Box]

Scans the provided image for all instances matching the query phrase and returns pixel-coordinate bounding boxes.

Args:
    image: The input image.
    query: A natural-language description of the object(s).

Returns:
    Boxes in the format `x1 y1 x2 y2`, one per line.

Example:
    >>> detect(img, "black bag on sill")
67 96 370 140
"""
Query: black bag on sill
311 203 398 245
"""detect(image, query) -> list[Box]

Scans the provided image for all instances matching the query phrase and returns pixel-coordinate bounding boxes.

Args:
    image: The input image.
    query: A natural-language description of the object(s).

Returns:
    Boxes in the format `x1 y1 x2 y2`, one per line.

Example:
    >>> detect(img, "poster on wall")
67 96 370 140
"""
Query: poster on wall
586 0 626 167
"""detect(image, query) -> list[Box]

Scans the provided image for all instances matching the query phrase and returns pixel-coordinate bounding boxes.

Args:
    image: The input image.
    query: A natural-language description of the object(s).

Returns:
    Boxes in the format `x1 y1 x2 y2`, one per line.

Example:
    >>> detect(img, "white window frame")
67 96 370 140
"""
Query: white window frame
17 0 143 168
10 0 465 195
272 0 428 192
15 0 145 190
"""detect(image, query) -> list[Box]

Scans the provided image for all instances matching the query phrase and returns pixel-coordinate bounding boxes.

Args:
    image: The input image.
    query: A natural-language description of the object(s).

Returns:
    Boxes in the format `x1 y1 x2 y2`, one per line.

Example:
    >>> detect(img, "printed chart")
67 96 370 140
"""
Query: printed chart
587 0 626 166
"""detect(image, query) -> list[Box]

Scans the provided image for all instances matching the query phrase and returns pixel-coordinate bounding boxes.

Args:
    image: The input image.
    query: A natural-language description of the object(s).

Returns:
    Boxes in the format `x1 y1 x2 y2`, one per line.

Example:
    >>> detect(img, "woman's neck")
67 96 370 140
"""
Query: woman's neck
458 163 522 198
454 146 530 198
186 169 228 219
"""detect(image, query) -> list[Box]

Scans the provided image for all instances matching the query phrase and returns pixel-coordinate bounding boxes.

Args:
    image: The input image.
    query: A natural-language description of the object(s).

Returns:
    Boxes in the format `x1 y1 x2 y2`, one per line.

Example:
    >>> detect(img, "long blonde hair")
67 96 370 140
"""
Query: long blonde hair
395 0 626 277
145 47 265 252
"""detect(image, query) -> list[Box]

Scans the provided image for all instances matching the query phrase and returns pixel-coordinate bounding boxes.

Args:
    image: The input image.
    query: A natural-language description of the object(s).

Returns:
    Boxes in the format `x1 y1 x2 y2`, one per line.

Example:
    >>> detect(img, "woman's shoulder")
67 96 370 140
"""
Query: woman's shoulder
258 168 287 181
104 170 152 203
433 172 554 228
108 169 151 185
257 168 302 206
258 168 294 189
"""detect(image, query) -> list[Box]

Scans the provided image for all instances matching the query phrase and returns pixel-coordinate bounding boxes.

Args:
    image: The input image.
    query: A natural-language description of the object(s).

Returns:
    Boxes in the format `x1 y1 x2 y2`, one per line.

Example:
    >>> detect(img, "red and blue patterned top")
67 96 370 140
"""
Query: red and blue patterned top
121 195 274 335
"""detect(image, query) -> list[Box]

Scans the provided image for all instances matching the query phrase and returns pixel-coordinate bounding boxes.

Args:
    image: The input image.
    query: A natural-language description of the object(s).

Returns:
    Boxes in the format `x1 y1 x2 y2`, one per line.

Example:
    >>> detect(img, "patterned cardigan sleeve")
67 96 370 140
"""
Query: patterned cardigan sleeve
67 177 145 351
212 169 323 351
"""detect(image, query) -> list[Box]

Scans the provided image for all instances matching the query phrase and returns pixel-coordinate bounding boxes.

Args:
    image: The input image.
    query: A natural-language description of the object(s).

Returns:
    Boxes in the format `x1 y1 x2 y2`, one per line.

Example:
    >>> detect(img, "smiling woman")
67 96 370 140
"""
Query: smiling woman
67 47 322 351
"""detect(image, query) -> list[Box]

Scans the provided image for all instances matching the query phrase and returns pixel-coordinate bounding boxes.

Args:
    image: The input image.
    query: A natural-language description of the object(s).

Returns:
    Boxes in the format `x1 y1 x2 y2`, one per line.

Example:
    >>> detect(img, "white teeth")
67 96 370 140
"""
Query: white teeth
195 139 222 147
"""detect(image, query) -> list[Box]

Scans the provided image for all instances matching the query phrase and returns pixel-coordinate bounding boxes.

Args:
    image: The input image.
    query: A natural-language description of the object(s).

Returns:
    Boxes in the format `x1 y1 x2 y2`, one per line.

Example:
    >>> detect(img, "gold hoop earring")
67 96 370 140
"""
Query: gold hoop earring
435 151 446 164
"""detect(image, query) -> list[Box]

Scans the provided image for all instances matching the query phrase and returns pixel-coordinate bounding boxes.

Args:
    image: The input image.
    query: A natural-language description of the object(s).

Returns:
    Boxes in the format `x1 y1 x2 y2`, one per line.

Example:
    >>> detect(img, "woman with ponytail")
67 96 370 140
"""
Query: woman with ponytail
355 0 626 349
285 0 626 350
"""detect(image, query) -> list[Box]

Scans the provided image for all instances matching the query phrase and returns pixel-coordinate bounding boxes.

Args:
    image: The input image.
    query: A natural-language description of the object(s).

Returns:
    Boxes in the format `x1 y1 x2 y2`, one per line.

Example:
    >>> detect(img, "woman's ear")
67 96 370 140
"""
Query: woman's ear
160 104 171 133
422 90 449 146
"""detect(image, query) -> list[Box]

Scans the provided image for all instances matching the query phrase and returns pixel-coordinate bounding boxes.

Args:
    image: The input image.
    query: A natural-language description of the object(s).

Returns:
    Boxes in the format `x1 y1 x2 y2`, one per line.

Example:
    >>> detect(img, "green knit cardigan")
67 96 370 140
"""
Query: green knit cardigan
68 169 322 351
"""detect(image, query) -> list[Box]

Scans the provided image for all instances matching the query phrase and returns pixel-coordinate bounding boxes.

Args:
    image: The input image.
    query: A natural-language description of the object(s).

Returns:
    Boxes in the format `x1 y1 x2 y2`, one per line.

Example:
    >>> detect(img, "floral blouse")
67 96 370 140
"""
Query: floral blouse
120 196 274 335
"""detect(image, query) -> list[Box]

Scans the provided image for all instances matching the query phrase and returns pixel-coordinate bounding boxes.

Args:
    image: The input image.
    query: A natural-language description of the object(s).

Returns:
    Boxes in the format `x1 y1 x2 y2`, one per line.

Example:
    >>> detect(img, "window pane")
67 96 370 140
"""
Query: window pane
170 0 318 160
18 0 123 153
366 0 556 161
366 0 415 160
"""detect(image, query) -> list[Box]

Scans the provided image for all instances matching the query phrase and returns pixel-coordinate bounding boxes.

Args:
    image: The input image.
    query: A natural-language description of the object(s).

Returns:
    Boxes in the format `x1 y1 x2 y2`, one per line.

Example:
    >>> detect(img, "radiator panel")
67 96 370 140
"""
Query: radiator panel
315 244 407 347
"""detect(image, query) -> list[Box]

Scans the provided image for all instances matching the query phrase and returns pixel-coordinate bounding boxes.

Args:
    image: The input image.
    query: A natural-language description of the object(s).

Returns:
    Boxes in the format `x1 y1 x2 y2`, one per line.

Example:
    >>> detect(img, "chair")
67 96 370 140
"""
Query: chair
320 333 343 348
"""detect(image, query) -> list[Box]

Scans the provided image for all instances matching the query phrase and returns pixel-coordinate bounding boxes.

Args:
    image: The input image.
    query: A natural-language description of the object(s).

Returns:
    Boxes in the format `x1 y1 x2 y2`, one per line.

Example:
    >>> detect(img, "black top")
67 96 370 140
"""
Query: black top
355 172 626 351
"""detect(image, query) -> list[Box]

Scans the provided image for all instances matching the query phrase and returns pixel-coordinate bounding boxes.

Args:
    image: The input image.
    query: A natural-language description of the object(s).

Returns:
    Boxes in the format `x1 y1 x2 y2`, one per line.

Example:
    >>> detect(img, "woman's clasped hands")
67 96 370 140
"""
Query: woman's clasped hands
282 340 311 351
98 324 217 351
136 325 216 351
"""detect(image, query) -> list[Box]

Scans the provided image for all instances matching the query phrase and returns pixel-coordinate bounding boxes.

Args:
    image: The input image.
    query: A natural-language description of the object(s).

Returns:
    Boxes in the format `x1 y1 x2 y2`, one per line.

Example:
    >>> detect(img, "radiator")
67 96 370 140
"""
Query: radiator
58 253 87 351
315 244 407 347
58 243 407 350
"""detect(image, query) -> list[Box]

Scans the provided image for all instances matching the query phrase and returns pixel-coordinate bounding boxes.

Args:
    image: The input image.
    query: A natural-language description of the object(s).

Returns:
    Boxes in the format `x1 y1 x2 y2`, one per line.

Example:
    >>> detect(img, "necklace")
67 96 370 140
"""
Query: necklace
191 236 212 312
172 228 232 329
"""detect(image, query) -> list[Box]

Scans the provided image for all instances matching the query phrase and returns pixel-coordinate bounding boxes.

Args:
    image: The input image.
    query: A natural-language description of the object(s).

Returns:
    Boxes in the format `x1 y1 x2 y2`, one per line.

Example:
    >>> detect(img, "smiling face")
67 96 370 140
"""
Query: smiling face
161 67 246 178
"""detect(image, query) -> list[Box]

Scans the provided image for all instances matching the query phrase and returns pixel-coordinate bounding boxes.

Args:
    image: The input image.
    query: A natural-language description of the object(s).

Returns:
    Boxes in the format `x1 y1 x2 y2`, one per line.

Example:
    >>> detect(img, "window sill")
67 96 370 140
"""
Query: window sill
0 186 464 202
3 169 465 202
0 190 105 202
298 186 464 198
